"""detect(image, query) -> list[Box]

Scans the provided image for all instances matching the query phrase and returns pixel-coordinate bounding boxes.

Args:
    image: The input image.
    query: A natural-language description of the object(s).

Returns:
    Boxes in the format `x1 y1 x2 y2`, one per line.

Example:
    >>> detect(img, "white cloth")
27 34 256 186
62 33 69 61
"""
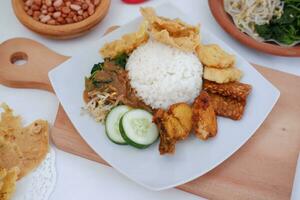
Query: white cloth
0 0 299 199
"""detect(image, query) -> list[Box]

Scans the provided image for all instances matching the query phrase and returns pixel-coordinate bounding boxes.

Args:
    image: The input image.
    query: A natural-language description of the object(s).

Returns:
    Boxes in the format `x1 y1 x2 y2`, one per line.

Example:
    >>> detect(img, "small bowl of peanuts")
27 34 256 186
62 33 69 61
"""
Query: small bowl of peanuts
12 0 111 39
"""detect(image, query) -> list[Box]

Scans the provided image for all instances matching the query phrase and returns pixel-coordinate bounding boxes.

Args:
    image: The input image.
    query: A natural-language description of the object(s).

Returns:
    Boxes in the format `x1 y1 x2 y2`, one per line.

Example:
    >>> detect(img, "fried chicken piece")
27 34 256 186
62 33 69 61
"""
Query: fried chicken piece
203 66 243 84
196 44 235 68
168 103 193 140
153 109 176 154
153 103 193 155
192 91 218 140
209 93 246 120
203 80 252 101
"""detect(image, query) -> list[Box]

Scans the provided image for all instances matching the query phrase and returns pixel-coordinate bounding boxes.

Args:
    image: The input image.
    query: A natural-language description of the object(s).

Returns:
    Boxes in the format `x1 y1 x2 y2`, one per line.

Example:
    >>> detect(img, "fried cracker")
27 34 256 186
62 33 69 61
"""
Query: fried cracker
203 66 243 84
0 168 7 192
140 7 200 52
209 93 246 120
192 91 217 140
196 44 235 68
203 80 252 101
0 167 19 200
0 136 22 171
100 21 149 58
0 103 49 179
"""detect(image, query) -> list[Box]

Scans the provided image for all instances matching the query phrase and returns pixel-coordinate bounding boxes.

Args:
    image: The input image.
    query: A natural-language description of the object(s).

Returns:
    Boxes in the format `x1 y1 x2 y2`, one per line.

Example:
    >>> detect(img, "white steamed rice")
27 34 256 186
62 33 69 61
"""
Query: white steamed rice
126 40 203 109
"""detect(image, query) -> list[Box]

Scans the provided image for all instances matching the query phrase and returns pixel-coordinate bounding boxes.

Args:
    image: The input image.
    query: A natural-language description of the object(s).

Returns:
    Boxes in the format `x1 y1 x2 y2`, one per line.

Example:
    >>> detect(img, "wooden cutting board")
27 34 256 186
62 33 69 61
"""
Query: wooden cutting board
0 36 299 200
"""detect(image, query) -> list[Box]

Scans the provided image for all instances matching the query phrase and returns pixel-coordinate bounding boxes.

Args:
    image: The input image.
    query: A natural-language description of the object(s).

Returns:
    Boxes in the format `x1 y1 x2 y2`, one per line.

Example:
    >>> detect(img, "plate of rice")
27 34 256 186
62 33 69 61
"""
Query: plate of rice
49 2 279 190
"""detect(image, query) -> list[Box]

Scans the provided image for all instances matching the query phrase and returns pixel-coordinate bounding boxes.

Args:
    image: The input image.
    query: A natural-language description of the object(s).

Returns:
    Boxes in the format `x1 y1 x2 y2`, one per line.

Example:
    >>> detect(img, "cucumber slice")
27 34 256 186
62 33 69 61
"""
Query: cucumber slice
120 109 159 149
105 105 131 144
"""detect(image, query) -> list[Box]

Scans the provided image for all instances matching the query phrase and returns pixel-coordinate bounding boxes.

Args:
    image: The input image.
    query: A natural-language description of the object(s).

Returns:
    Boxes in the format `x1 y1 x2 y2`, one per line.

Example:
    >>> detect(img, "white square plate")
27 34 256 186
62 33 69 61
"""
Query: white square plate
49 2 280 191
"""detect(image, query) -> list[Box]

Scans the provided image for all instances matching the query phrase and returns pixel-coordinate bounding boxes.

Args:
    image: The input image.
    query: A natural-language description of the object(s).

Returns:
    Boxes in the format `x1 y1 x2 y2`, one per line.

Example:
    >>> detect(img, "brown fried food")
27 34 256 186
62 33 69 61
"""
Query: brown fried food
0 167 19 200
153 109 176 154
0 103 49 179
0 167 6 191
100 21 149 58
196 44 235 68
192 91 217 140
168 103 193 140
209 93 246 120
203 66 243 84
153 103 193 155
16 120 49 179
0 136 22 172
203 80 252 101
140 7 200 52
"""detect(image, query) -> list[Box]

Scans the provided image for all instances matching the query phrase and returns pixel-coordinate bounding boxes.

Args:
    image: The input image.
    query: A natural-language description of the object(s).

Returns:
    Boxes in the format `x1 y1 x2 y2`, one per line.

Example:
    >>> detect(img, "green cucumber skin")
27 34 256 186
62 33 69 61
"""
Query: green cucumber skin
105 126 128 145
104 106 128 145
119 115 158 149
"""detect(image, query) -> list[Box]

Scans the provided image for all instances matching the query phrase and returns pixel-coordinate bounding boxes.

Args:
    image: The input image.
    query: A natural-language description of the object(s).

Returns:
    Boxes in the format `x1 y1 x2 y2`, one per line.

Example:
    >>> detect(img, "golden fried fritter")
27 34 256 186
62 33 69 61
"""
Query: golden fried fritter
153 103 193 155
203 80 252 101
0 167 19 200
0 103 49 179
100 21 149 58
168 103 193 140
140 7 200 52
192 91 218 140
196 44 235 68
209 93 246 120
203 66 243 84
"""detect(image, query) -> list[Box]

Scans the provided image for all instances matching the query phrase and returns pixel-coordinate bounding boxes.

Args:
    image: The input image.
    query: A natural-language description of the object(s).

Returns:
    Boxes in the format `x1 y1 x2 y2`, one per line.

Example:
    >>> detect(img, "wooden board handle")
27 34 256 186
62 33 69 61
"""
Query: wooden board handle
0 38 69 92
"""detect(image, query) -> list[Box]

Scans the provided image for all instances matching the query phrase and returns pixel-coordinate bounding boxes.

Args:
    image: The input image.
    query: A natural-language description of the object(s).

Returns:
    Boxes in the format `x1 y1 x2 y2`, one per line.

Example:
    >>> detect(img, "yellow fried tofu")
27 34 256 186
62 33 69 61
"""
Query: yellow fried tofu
0 167 19 200
203 66 243 84
192 91 218 140
196 44 235 68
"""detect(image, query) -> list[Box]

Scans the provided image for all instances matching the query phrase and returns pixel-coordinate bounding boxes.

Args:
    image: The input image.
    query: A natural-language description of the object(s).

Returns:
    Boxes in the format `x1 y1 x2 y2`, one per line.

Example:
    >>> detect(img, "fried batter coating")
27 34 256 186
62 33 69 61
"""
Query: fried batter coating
203 80 252 101
0 167 19 200
192 91 217 140
209 93 246 120
140 7 200 52
196 44 235 68
0 103 49 179
100 21 149 58
153 103 193 155
168 103 193 139
153 109 176 154
203 66 243 84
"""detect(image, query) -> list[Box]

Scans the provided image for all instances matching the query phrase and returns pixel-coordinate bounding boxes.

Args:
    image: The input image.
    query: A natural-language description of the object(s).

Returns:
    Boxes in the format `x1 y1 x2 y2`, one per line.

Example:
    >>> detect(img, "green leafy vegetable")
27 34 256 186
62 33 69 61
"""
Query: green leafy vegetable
255 0 300 45
91 62 104 75
113 53 129 69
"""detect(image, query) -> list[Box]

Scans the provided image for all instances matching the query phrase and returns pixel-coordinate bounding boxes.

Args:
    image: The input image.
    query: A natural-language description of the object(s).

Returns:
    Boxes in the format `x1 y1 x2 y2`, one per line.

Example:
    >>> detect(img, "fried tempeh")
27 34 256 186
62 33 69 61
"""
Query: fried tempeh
203 80 252 101
209 93 246 120
192 91 217 140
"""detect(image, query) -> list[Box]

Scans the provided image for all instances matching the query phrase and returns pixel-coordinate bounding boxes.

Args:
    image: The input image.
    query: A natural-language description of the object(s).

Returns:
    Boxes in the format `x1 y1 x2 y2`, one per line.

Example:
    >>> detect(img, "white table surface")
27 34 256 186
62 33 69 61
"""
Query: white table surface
0 0 299 199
